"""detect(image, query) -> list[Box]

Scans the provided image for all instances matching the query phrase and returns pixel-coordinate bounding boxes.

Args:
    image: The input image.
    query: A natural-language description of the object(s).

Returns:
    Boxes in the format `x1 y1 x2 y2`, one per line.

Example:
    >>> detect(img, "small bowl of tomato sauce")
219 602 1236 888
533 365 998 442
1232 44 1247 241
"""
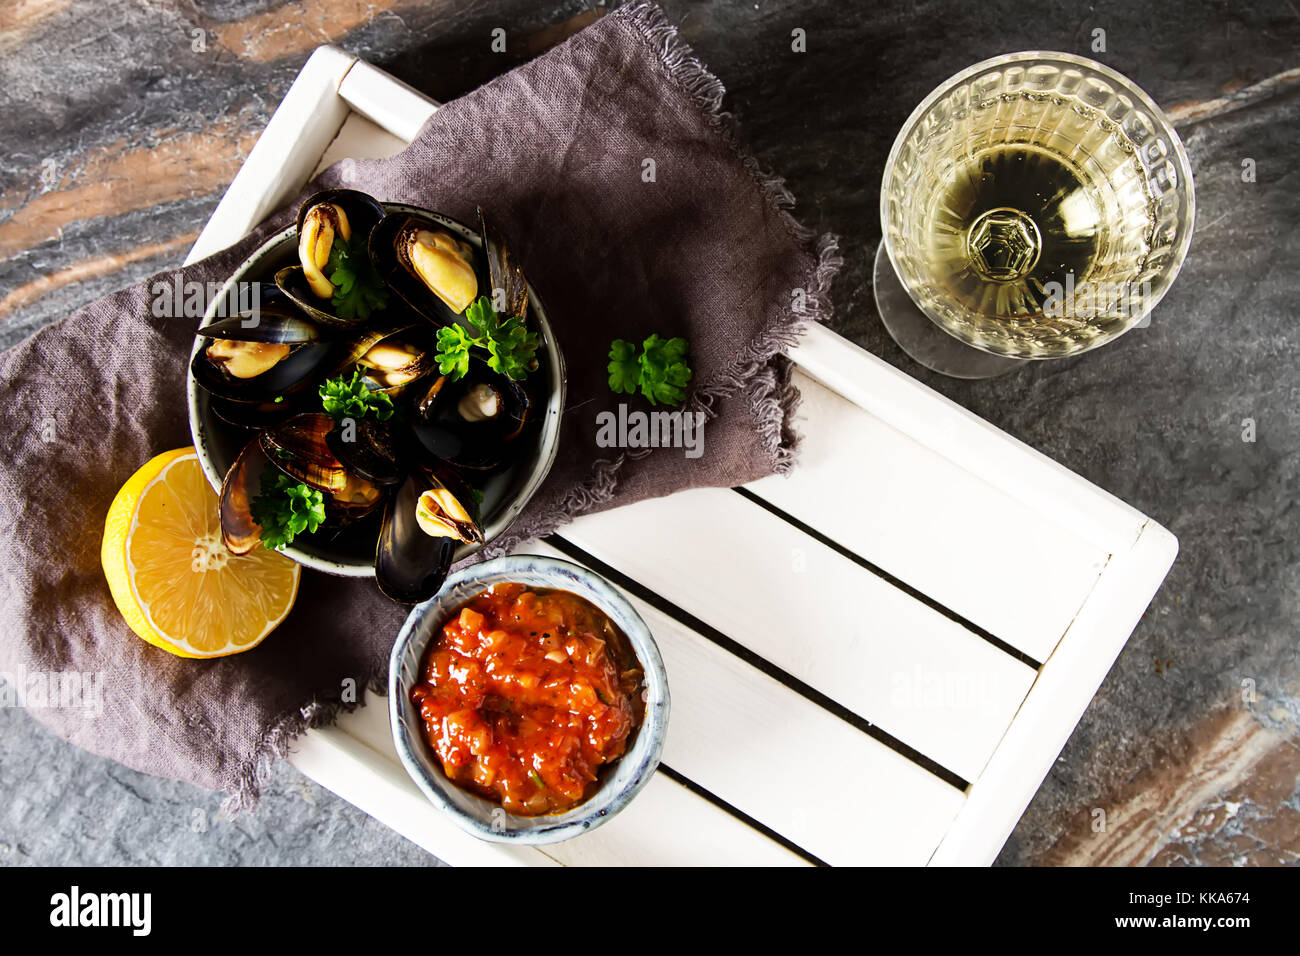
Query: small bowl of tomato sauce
389 554 670 844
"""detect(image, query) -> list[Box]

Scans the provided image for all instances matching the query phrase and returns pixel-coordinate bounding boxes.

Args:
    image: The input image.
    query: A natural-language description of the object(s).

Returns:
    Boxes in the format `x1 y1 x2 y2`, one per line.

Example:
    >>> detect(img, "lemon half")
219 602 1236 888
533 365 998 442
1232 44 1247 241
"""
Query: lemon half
101 448 299 658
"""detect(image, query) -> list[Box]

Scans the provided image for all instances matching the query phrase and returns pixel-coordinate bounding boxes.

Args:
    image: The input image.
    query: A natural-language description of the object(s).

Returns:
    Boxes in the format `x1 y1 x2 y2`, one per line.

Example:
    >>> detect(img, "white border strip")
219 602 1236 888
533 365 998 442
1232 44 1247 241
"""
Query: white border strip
338 59 441 141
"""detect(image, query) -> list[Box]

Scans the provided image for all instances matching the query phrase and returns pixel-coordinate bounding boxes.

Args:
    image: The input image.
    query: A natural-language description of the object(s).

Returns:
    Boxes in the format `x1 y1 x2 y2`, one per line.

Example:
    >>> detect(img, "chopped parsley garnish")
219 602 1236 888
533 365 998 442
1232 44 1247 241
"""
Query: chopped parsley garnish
434 296 539 382
325 234 389 321
607 333 692 407
319 370 394 422
249 471 326 551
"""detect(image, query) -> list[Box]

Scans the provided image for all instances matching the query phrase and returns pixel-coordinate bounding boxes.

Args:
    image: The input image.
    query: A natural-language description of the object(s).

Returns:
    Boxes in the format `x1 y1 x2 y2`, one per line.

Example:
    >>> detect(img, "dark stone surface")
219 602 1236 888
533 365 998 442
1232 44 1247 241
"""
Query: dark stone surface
1 0 1297 866
0 704 440 865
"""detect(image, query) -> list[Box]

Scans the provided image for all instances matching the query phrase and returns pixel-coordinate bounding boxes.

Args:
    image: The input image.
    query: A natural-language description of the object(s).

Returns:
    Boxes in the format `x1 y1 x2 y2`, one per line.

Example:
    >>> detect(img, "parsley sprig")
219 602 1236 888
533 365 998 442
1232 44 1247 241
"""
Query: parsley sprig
607 334 692 407
434 296 539 382
249 471 326 551
324 234 388 321
319 370 395 422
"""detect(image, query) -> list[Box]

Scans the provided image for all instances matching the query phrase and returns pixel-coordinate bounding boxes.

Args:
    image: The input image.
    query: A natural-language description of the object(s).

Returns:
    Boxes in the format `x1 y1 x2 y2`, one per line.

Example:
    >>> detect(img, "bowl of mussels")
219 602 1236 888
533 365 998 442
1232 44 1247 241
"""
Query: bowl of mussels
185 188 566 604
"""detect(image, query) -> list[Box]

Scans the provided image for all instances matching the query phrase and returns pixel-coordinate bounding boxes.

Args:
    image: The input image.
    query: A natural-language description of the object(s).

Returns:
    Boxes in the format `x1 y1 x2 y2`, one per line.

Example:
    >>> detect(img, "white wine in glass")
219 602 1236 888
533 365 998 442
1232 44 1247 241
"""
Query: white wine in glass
876 52 1195 378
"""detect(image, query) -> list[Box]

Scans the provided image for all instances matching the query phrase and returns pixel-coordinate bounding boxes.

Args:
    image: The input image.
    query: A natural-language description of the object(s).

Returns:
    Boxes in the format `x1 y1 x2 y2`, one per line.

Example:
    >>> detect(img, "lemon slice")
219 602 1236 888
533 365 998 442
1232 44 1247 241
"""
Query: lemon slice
101 448 299 658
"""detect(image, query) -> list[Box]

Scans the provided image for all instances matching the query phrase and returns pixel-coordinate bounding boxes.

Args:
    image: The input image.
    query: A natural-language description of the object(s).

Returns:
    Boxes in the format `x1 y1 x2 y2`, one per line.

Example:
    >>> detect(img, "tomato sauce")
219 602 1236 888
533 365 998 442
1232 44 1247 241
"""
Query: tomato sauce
411 583 642 815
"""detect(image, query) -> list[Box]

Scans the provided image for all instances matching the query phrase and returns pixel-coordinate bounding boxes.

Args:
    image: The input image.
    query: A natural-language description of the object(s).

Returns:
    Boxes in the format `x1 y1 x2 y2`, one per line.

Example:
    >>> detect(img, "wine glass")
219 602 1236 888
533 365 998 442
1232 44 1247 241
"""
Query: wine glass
875 52 1195 378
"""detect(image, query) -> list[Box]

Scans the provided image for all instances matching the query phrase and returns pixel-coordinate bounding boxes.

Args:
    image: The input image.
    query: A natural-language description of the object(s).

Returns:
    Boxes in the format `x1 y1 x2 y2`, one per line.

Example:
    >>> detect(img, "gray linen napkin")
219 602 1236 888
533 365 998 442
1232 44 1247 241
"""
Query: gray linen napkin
0 2 839 806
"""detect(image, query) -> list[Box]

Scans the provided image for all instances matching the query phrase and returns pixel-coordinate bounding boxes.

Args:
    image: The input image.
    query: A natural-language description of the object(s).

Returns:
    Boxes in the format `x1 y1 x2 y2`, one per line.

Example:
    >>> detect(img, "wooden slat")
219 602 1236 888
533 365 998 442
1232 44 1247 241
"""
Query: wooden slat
338 59 442 143
290 724 555 867
541 774 808 867
313 112 410 176
555 489 1038 782
928 521 1178 865
788 324 1150 556
747 372 1112 664
527 541 966 866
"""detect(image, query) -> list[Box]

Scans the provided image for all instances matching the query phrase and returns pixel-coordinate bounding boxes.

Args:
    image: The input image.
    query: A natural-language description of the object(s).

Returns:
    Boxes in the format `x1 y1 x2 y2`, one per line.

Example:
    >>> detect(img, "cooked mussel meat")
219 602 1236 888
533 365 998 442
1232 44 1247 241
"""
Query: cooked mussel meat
415 481 480 543
369 211 479 325
402 224 478 313
356 333 434 393
207 339 290 380
375 465 483 604
192 297 330 404
411 364 531 471
299 201 351 299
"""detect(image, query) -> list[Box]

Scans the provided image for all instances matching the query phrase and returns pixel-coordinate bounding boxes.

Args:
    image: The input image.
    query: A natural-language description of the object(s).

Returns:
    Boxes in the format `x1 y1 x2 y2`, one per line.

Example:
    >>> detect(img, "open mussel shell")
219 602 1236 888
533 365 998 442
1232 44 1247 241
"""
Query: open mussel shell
326 417 404 487
375 465 484 604
209 394 309 431
260 412 387 523
196 292 323 344
479 209 541 385
368 210 481 327
296 188 385 254
347 323 437 397
275 188 388 327
410 362 532 472
260 411 352 493
477 206 528 321
219 437 270 555
192 296 333 404
191 342 331 404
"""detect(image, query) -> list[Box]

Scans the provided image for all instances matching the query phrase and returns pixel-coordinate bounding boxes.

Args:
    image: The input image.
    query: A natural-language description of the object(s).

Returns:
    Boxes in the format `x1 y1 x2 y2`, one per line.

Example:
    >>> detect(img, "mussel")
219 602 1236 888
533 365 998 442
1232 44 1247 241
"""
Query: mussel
219 437 271 554
276 188 388 326
192 292 332 407
352 327 436 396
209 394 312 431
376 464 483 604
411 362 532 471
326 417 405 487
259 412 385 523
369 211 479 325
477 206 527 321
299 201 349 300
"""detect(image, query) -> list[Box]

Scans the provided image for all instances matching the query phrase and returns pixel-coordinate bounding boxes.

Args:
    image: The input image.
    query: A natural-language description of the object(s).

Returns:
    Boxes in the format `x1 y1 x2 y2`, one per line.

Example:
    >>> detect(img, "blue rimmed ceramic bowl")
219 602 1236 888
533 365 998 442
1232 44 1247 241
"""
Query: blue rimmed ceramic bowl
389 555 670 844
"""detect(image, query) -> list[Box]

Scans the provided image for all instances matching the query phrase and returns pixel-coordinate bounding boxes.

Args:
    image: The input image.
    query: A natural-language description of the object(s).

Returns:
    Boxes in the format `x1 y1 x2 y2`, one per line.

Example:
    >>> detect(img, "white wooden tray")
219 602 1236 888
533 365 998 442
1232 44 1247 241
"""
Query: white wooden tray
188 47 1178 866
